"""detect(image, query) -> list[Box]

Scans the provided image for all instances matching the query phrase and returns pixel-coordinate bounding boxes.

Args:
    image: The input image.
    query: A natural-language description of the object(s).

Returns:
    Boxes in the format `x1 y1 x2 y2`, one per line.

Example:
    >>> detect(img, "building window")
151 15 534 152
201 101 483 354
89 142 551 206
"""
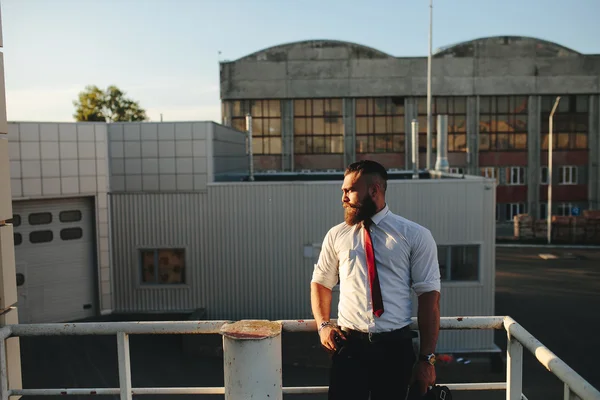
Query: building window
449 167 464 174
540 166 549 185
479 96 528 151
417 97 467 152
60 227 83 241
480 167 499 183
14 233 22 246
558 203 574 217
29 230 53 244
506 167 525 185
541 95 588 150
540 203 547 219
59 210 82 223
558 166 577 185
355 97 404 153
29 212 52 225
226 100 282 155
506 203 526 222
294 99 344 154
140 249 186 285
437 245 479 281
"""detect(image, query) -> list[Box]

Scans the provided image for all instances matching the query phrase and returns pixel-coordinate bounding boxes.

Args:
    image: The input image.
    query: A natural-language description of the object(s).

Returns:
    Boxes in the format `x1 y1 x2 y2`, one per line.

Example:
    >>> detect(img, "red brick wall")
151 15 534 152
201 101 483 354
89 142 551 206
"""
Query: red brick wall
539 150 588 165
356 153 405 169
253 155 282 171
539 185 588 202
479 152 528 166
294 155 345 170
497 185 528 203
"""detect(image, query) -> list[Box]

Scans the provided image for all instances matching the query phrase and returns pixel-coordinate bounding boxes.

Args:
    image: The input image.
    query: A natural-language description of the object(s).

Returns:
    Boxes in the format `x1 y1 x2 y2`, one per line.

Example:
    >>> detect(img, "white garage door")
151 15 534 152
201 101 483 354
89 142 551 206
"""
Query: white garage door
11 197 97 323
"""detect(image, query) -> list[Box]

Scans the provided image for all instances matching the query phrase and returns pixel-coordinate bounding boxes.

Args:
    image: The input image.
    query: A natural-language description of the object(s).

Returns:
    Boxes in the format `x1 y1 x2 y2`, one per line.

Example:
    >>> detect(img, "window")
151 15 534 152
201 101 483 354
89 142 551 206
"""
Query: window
29 230 53 243
417 97 467 152
480 167 499 183
13 233 22 246
449 167 464 174
558 166 577 185
140 249 186 285
355 97 404 153
479 96 528 151
540 203 547 219
540 166 549 185
506 167 525 185
60 227 83 241
506 203 526 221
59 210 82 223
541 95 588 150
226 100 282 155
7 215 21 227
558 203 574 217
29 212 52 225
294 99 344 154
437 245 479 281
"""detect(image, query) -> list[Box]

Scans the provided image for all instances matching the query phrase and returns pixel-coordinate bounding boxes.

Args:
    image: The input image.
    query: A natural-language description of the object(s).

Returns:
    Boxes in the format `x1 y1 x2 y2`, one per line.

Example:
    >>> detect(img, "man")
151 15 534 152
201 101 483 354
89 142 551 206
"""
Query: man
310 160 441 400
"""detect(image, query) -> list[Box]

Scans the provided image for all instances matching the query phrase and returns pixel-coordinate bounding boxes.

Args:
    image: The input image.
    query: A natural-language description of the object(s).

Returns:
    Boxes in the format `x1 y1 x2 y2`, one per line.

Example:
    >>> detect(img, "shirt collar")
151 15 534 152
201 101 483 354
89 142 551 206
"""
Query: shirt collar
370 204 389 226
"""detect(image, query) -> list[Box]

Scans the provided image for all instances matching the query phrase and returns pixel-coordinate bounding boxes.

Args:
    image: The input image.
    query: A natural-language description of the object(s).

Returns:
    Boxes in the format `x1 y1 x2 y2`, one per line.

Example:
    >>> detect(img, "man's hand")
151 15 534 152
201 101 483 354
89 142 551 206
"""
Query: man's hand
412 361 436 395
318 325 346 353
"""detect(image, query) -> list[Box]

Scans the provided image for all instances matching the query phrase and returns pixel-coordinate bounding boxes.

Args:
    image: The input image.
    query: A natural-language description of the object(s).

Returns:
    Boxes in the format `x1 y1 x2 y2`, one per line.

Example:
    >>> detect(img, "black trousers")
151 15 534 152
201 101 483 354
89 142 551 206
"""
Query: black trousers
328 329 416 400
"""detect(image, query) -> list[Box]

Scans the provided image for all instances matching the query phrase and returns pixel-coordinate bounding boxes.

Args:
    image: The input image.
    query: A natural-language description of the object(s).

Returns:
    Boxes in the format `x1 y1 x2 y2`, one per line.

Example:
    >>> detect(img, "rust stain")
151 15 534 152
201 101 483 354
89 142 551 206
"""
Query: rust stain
61 391 67 395
220 320 282 339
457 317 464 321
90 391 97 395
297 320 305 323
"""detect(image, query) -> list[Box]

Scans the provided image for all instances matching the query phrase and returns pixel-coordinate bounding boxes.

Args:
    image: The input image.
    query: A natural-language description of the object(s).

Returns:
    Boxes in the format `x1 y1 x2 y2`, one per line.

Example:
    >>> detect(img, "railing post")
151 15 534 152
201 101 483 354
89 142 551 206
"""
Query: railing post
507 333 523 400
117 332 132 400
220 320 282 400
0 339 8 400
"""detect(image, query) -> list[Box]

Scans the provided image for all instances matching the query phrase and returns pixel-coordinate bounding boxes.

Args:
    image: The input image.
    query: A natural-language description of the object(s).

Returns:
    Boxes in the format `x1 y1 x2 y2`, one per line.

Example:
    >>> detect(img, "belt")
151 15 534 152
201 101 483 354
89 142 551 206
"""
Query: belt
341 325 417 342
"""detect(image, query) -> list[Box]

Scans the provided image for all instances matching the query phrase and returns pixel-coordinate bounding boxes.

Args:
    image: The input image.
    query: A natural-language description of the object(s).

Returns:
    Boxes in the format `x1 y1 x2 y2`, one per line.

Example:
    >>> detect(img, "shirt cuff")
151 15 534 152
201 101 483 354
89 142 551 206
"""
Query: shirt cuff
413 280 441 296
311 271 337 290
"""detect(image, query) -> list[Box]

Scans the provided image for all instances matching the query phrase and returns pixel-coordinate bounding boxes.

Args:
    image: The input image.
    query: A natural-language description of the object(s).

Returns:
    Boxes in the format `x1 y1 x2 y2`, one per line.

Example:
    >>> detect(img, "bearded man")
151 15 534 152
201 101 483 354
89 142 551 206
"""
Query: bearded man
310 160 441 400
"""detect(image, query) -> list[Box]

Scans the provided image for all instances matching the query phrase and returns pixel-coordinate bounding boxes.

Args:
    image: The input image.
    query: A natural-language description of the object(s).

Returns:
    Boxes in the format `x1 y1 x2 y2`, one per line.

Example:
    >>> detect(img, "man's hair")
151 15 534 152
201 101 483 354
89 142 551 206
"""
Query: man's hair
344 160 388 191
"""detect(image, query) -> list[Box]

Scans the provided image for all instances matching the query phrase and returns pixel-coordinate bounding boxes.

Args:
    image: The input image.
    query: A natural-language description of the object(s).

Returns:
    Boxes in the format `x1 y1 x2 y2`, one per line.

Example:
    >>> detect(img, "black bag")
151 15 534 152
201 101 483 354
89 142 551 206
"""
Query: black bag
407 383 452 400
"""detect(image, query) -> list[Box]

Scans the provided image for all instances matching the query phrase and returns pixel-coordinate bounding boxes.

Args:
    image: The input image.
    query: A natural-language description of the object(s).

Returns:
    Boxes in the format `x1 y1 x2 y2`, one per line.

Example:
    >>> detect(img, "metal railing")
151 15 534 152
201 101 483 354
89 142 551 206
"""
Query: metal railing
0 316 598 400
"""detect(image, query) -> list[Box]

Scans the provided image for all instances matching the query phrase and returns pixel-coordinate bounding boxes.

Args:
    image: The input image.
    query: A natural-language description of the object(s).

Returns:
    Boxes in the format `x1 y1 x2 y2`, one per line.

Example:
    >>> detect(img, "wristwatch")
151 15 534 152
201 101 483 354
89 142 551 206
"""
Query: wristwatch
419 353 436 366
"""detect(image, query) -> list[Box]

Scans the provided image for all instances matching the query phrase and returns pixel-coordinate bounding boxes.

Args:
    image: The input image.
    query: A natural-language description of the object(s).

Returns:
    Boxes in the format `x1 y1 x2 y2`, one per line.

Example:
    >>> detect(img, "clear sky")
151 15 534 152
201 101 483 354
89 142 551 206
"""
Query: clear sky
2 0 599 123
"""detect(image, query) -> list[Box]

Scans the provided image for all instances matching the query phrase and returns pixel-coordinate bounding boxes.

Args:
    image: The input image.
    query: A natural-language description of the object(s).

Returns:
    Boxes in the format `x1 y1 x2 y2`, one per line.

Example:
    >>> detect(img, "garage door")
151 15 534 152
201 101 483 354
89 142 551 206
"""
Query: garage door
11 197 97 323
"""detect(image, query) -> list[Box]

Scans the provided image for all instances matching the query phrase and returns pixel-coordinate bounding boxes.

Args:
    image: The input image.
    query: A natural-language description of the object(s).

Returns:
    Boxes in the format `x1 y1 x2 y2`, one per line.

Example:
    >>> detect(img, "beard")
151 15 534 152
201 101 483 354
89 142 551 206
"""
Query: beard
343 194 377 226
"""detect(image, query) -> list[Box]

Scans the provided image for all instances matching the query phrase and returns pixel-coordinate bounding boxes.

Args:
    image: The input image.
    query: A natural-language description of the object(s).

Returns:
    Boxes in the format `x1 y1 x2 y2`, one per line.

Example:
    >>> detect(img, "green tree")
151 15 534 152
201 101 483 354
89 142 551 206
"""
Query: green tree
73 85 148 122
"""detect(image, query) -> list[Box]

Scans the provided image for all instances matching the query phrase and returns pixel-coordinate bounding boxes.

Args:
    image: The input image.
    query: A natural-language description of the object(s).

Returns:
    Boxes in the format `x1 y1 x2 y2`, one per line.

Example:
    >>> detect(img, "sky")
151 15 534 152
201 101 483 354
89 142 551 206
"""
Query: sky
2 0 600 123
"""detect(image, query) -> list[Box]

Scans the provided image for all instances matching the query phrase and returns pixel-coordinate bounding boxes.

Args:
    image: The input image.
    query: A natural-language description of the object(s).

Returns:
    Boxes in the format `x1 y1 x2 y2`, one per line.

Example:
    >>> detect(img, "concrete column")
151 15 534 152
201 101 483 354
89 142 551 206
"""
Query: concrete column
527 96 541 219
404 98 418 170
221 321 283 400
589 95 600 210
0 11 23 393
466 96 479 175
343 98 355 168
281 100 294 171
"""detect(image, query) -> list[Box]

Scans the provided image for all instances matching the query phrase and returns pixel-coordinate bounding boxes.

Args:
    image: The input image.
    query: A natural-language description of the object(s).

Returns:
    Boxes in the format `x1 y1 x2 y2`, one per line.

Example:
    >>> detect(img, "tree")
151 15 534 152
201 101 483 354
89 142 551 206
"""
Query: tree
73 85 148 122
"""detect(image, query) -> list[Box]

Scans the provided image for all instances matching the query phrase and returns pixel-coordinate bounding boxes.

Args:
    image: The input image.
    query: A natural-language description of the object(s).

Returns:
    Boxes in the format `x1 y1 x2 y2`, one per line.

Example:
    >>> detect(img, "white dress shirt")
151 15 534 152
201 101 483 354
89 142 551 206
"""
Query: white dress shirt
311 204 441 333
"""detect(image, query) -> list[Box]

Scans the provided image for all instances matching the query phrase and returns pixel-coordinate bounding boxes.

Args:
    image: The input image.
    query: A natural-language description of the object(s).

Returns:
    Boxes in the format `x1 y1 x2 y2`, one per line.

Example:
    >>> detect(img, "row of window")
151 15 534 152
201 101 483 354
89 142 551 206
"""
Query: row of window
13 228 83 245
8 210 82 227
480 166 579 186
224 95 590 155
500 202 580 222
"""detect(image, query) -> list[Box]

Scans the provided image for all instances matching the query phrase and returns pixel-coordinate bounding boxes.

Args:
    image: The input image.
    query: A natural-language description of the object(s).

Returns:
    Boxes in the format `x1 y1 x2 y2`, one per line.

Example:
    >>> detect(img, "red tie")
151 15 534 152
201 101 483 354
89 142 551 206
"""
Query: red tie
363 219 384 317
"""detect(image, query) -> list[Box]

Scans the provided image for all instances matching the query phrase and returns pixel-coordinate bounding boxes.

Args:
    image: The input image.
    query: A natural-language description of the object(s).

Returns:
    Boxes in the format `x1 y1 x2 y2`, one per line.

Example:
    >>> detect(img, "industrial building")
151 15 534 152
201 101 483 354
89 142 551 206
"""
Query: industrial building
7 118 497 353
219 36 600 231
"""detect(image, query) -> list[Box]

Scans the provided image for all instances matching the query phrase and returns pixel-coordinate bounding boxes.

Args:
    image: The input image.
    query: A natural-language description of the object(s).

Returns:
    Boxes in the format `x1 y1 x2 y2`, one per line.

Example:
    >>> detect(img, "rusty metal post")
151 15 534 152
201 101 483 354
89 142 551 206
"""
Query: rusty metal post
220 320 282 400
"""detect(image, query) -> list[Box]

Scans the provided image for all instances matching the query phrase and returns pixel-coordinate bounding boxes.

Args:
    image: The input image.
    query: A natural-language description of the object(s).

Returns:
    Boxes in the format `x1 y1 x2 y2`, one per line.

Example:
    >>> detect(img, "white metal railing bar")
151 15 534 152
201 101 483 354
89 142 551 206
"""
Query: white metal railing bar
0 316 598 400
504 316 596 400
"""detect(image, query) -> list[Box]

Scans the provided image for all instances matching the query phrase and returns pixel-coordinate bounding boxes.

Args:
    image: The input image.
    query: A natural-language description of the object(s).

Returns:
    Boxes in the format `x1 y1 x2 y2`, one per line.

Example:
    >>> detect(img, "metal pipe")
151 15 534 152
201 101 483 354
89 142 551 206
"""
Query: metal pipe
426 0 433 170
435 115 449 172
221 321 283 400
548 97 561 244
282 382 507 394
8 321 229 336
246 114 255 182
10 387 227 396
504 316 600 400
412 119 419 179
117 333 132 400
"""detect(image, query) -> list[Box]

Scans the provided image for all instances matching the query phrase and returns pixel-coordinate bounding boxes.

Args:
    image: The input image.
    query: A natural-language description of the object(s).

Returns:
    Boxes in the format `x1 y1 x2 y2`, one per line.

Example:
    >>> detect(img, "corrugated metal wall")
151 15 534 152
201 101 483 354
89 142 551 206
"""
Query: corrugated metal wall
110 177 496 352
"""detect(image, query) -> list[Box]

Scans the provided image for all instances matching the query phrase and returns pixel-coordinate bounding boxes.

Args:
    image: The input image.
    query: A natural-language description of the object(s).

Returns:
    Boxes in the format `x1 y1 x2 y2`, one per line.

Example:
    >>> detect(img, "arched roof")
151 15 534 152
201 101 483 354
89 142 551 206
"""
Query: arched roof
235 40 393 62
434 36 581 58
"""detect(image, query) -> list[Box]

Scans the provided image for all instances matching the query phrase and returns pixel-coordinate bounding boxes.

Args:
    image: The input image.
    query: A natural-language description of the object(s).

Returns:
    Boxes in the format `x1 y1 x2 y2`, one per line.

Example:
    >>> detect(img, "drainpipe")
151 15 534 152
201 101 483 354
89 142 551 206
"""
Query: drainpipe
435 115 449 172
245 114 254 182
411 119 419 179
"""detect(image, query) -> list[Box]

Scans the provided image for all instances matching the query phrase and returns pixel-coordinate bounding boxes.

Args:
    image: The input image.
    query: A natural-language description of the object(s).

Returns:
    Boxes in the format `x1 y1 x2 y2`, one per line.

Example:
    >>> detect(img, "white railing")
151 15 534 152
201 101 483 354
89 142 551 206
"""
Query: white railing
0 316 598 400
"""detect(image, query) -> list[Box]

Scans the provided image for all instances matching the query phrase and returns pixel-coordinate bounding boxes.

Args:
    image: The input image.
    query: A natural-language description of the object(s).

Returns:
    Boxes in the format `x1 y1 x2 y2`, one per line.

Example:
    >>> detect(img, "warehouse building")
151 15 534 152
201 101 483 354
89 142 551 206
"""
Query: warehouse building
219 36 600 232
8 119 497 353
